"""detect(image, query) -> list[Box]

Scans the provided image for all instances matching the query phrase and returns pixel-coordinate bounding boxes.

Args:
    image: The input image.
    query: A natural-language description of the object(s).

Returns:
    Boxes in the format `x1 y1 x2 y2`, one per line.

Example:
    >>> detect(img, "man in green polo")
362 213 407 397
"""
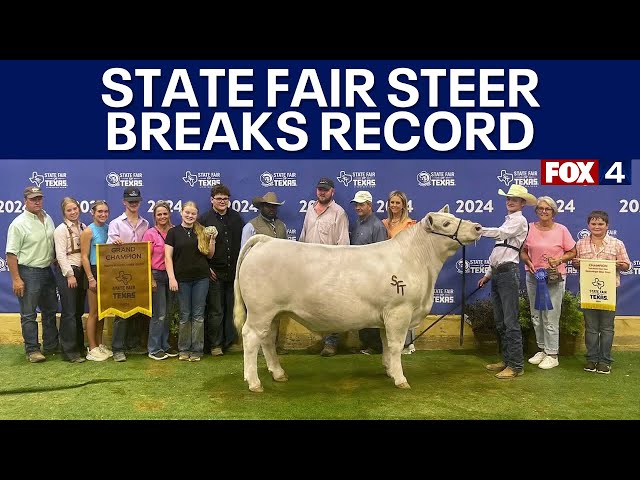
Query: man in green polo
6 186 59 363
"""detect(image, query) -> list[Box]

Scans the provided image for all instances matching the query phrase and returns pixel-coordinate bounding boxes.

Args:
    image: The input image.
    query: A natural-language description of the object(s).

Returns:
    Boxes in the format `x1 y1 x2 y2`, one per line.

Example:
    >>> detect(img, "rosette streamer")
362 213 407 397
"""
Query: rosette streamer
534 268 554 311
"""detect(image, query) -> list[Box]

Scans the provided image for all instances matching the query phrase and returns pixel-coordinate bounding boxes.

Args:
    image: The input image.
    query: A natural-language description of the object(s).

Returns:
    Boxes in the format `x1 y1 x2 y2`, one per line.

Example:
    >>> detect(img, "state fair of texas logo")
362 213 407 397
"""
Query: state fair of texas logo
182 170 221 188
497 169 538 188
29 171 68 188
336 170 376 188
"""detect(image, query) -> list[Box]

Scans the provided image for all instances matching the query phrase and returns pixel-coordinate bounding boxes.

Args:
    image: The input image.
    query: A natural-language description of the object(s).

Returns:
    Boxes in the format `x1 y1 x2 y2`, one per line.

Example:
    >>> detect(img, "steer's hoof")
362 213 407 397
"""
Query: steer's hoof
273 373 289 382
396 382 411 389
249 384 264 393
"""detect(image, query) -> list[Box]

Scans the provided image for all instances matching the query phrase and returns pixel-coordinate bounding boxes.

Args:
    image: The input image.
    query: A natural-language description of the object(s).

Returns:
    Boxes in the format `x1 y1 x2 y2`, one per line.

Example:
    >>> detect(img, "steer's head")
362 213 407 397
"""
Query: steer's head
424 205 482 246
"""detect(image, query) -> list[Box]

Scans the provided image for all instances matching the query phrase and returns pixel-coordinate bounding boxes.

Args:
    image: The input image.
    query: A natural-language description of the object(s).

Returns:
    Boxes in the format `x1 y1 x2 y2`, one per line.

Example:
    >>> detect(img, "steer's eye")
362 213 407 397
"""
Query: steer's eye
443 221 451 227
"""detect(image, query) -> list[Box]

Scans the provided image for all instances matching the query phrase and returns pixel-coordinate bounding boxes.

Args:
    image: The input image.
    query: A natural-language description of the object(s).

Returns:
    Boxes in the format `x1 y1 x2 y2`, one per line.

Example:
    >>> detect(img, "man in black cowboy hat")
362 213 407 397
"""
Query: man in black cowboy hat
240 191 289 354
240 192 287 245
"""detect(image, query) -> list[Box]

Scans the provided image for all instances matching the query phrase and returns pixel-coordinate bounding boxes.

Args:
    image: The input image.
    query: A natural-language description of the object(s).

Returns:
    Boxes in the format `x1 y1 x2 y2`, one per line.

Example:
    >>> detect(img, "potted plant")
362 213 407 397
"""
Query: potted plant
465 297 499 354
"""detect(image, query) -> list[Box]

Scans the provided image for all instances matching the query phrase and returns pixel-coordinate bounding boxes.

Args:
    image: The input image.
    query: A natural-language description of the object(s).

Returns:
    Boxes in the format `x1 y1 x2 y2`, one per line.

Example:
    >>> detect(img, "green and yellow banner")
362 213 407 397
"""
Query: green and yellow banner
579 259 617 311
97 242 152 319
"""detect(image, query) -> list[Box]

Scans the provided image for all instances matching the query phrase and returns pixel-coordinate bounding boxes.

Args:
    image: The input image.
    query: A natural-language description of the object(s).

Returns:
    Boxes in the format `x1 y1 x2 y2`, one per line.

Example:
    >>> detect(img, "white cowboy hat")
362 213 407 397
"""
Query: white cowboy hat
497 184 537 206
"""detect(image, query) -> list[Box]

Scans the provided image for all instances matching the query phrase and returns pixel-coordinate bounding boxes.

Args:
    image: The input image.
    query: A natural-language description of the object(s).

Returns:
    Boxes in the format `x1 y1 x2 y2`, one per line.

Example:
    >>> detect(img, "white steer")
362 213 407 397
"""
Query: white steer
233 205 482 392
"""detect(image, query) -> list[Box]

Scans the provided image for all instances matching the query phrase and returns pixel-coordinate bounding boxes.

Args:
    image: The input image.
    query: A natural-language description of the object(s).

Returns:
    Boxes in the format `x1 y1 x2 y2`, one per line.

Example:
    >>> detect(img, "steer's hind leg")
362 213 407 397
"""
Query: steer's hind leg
262 316 288 383
242 319 263 393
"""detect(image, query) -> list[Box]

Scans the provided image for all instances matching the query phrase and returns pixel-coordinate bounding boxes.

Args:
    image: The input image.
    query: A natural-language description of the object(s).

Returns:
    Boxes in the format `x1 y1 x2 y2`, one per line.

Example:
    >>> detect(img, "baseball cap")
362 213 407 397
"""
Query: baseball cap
316 177 335 189
350 191 373 203
23 186 44 199
123 186 142 201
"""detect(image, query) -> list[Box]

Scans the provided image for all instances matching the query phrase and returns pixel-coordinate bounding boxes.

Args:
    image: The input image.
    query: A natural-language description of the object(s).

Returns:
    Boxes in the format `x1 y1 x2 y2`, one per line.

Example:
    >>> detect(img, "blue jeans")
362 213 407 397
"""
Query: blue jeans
54 264 87 359
205 277 237 350
324 333 339 347
359 328 382 352
17 265 59 354
147 270 174 354
526 272 565 355
177 277 208 356
583 308 615 365
112 314 146 353
490 265 523 371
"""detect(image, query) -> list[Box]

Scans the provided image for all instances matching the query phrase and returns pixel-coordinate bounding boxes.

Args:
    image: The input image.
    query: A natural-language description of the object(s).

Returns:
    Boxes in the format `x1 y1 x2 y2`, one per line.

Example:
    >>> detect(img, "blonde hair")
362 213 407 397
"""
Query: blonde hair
386 190 410 224
182 201 209 255
60 197 80 218
153 200 174 228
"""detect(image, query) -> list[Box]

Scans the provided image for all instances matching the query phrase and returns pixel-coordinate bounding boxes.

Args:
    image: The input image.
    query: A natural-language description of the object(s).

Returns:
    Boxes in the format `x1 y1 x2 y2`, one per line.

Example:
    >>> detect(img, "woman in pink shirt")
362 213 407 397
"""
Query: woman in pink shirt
142 201 178 360
521 196 576 370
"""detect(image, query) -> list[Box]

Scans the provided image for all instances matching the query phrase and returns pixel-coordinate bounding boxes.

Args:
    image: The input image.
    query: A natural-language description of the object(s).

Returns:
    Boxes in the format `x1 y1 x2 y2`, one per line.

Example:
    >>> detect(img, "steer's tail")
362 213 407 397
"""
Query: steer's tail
233 234 271 333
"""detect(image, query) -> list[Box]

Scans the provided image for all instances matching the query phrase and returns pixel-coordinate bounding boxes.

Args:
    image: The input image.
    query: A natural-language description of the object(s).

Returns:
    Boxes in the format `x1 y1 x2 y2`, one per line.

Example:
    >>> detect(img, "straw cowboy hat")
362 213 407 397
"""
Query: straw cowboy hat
497 184 537 206
252 192 285 208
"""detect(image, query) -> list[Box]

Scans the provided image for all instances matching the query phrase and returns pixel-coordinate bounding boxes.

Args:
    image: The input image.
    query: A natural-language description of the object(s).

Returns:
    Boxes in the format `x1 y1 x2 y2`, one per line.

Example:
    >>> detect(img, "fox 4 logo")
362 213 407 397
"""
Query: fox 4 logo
541 160 631 186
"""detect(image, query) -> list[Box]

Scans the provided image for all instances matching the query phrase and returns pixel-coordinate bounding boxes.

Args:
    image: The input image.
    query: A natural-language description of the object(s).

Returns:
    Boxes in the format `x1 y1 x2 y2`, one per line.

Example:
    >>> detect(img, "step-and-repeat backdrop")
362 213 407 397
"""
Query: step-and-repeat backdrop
1 158 638 315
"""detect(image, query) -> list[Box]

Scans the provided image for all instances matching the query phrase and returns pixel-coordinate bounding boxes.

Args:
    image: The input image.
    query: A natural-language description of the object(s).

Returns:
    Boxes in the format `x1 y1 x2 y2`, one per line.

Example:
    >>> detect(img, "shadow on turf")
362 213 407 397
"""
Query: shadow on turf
0 378 128 395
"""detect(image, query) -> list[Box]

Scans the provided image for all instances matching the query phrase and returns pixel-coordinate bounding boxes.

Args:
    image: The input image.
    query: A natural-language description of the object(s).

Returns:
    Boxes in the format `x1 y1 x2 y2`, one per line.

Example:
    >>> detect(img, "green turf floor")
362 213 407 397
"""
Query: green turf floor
1 345 638 420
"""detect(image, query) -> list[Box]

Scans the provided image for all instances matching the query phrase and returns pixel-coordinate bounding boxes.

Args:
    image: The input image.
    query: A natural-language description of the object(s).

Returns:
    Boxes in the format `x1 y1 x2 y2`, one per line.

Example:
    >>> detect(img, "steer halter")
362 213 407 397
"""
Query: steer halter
430 218 464 246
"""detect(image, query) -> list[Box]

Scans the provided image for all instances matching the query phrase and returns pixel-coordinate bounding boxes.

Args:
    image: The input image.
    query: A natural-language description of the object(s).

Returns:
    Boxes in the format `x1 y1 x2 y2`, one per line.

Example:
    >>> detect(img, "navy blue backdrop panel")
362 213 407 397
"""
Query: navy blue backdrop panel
1 159 638 315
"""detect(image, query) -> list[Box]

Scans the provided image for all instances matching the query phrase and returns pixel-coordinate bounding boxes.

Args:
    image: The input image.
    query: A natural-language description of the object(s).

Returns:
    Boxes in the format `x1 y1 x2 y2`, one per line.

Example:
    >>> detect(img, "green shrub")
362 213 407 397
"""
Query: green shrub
558 290 584 336
519 289 533 331
519 288 584 336
465 297 497 335
465 294 532 334
169 300 180 337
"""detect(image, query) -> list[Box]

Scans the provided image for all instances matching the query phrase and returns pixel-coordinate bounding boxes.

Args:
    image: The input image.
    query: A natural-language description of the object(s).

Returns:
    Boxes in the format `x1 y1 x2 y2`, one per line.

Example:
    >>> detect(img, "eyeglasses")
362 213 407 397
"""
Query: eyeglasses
27 197 43 202
213 197 229 202
537 207 553 213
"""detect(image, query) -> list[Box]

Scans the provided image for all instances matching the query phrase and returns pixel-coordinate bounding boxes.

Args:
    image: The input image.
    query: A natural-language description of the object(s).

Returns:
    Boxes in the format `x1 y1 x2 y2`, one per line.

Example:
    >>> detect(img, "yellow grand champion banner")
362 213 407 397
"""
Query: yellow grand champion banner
579 258 617 311
96 242 152 319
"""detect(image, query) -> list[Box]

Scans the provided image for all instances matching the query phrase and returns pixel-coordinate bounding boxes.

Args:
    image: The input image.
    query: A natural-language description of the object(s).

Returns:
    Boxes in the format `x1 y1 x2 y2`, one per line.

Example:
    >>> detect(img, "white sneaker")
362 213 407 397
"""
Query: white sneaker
402 343 416 355
538 355 559 369
528 351 546 365
86 346 109 361
99 344 113 358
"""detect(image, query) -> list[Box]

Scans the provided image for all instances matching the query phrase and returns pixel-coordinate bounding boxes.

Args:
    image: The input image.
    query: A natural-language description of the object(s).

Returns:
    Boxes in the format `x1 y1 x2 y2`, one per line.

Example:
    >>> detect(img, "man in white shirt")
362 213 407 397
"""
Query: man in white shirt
478 184 537 379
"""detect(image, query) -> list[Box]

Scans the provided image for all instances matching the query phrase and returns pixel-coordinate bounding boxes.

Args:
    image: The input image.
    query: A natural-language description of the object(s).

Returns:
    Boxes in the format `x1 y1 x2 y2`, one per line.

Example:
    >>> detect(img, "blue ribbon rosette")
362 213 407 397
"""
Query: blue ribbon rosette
534 268 554 311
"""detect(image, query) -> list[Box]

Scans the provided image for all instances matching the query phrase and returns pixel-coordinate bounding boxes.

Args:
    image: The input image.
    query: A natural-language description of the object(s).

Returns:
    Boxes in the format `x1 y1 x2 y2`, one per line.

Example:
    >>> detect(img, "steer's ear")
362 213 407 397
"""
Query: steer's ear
439 204 450 213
